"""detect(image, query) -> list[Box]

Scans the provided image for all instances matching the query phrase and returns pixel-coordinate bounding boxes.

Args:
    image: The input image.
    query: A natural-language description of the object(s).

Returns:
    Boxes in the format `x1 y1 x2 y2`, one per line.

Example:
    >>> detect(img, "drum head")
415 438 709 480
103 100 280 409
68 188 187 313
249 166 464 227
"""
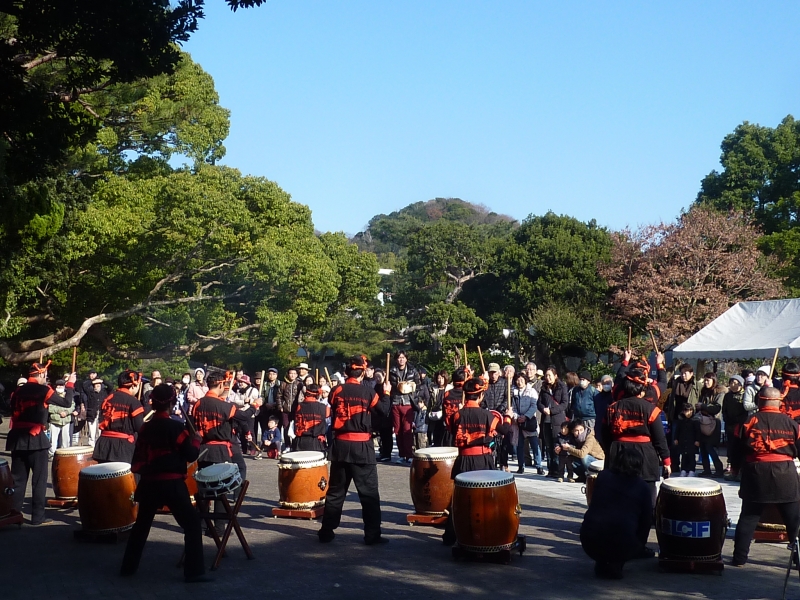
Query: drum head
455 470 515 488
661 477 721 496
414 447 458 460
80 462 131 479
55 445 93 456
195 463 239 482
280 451 325 464
588 460 604 473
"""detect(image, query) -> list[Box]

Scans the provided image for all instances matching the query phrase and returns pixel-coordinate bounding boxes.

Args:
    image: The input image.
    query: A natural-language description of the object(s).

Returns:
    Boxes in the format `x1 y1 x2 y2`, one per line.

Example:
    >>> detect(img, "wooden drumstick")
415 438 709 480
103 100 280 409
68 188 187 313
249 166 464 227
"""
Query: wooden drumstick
477 346 487 374
385 352 390 376
325 367 332 386
627 327 632 352
39 351 44 363
184 413 197 436
143 409 155 422
463 344 469 368
315 368 319 384
648 330 659 354
197 448 209 463
71 346 77 374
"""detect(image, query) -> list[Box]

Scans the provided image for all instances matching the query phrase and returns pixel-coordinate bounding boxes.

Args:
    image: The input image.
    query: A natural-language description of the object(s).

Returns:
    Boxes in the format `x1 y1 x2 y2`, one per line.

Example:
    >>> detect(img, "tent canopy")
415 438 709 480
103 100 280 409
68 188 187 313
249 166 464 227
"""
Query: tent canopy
672 299 800 361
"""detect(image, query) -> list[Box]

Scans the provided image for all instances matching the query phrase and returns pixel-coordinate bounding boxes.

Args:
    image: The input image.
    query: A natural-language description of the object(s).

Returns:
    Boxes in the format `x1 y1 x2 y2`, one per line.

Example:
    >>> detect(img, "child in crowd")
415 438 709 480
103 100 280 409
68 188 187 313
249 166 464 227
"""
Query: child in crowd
555 421 575 482
673 402 699 476
261 416 283 459
413 398 428 451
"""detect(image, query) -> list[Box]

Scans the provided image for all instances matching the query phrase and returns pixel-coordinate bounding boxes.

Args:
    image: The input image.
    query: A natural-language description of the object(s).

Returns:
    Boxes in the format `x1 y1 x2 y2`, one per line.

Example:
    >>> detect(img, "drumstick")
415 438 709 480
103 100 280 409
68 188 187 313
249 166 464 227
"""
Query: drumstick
477 346 487 374
197 448 208 462
770 347 780 378
315 368 319 384
463 344 468 368
184 413 197 436
386 352 390 376
627 327 632 352
143 409 155 422
648 330 659 354
39 351 44 364
71 346 77 374
324 367 332 386
455 345 462 366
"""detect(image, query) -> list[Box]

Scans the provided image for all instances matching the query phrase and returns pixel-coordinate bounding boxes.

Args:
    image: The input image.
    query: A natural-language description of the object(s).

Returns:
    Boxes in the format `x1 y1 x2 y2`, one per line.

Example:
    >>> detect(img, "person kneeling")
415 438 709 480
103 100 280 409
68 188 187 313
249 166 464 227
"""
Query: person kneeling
580 446 653 579
120 384 211 583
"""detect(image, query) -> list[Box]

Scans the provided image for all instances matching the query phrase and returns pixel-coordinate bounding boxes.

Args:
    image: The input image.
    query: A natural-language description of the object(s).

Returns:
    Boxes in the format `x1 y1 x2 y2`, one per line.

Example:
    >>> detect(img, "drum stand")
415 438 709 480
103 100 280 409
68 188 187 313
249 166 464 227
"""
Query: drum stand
0 510 24 529
192 480 255 570
782 526 800 600
657 555 724 574
406 512 447 527
272 504 324 520
451 535 527 565
47 497 78 509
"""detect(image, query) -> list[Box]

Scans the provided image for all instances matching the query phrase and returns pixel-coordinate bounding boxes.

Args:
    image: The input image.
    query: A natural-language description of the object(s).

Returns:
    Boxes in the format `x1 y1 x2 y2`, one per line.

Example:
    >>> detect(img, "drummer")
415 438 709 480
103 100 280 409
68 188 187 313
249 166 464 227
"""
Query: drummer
318 355 392 545
191 371 253 536
120 384 210 583
7 361 75 526
731 386 800 566
292 384 329 453
93 370 144 464
442 376 504 546
604 367 671 503
438 367 468 447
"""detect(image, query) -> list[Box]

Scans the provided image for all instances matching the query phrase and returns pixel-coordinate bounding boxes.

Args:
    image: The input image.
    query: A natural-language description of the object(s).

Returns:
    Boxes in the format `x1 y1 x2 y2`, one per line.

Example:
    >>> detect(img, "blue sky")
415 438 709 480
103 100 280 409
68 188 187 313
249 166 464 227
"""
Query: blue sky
184 1 800 235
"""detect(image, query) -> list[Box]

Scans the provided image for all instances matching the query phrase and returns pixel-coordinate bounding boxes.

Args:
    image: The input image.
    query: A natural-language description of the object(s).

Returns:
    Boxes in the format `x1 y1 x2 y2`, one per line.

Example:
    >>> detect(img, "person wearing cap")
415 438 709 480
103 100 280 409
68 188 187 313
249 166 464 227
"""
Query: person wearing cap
731 386 800 566
186 368 208 408
482 363 508 414
93 371 145 464
230 374 261 457
722 375 747 481
780 362 800 422
82 377 105 447
570 371 598 430
743 366 772 419
297 363 310 381
256 368 280 437
7 362 75 525
48 378 75 457
81 369 100 399
120 384 209 583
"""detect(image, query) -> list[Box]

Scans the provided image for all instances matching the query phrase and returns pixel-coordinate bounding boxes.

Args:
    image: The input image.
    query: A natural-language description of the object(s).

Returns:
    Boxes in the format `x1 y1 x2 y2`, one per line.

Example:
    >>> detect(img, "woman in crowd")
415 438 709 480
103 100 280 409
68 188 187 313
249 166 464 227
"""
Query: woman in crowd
538 367 569 478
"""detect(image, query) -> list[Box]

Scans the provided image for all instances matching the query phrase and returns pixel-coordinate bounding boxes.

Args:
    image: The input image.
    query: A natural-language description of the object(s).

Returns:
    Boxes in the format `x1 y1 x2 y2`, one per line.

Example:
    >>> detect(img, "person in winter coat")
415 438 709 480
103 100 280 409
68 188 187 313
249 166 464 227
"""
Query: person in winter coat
48 379 75 457
538 367 569 478
696 373 724 478
722 375 747 480
185 368 208 407
570 370 597 429
426 370 448 447
389 351 420 463
82 377 105 447
562 419 605 480
413 397 428 451
743 366 772 418
510 373 541 474
673 403 700 476
279 367 303 451
594 374 614 448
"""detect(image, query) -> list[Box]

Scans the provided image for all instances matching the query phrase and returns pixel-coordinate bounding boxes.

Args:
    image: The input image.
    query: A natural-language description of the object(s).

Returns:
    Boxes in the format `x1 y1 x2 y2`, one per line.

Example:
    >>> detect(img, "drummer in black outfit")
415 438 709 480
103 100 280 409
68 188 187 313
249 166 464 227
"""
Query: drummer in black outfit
319 355 391 545
732 386 800 566
121 384 210 583
292 384 329 453
93 370 145 464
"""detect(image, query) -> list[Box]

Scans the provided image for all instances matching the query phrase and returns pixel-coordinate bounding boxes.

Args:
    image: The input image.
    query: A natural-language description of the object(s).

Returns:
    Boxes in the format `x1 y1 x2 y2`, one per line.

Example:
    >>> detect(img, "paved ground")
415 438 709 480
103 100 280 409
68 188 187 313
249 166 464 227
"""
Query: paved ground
1 421 797 600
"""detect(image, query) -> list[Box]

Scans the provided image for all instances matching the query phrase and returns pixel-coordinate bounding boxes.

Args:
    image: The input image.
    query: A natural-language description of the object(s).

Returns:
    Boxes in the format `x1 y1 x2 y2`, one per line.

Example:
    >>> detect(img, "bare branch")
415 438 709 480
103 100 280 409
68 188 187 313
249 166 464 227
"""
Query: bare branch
23 52 58 70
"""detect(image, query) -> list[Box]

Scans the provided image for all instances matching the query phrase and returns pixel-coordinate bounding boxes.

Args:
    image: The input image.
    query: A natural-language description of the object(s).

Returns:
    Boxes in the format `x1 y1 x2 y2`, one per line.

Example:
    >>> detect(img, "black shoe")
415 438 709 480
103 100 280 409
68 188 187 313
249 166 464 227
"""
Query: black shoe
378 456 391 463
536 468 544 475
204 527 223 538
516 468 525 474
185 574 215 583
29 518 54 526
318 529 335 543
729 558 746 567
442 535 456 547
365 536 390 546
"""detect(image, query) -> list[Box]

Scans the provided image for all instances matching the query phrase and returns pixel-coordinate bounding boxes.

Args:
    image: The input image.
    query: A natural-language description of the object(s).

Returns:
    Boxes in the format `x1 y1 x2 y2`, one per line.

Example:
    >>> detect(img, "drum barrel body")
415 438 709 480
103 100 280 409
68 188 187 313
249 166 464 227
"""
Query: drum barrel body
452 479 519 552
0 459 13 517
278 461 329 509
409 453 456 515
655 486 727 561
584 473 598 507
185 461 199 498
52 447 96 499
78 468 138 533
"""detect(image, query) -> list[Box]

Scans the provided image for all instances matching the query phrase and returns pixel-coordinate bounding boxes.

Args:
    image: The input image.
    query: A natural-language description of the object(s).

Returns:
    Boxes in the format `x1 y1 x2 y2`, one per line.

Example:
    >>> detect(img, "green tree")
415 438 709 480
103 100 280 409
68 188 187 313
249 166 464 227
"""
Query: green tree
696 116 800 290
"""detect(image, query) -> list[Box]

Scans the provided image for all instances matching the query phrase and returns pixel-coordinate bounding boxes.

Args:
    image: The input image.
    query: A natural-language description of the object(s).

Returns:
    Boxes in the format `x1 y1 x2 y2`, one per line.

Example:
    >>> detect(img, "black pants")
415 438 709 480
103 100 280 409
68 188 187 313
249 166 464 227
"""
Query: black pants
121 479 205 578
378 425 394 459
677 450 696 473
320 462 382 542
11 448 48 524
733 500 800 563
541 426 556 472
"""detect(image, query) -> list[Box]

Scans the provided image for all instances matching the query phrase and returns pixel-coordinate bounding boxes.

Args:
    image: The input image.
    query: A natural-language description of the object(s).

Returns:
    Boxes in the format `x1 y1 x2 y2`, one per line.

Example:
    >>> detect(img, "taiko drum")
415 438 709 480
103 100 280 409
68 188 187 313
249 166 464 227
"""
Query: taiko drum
52 445 96 499
583 460 604 506
655 478 727 562
278 451 329 509
452 470 520 552
78 462 138 533
409 447 458 515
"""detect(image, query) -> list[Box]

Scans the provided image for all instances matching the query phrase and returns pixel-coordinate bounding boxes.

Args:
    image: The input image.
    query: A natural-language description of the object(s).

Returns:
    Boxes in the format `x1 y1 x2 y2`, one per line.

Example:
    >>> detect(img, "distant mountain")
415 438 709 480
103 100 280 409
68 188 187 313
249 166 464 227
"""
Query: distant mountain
352 198 516 256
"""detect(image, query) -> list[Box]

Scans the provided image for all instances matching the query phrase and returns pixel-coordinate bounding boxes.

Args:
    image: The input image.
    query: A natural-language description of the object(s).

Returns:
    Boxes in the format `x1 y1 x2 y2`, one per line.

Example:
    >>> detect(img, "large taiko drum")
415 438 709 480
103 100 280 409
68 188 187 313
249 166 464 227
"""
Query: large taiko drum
0 458 14 517
452 470 520 552
655 478 727 561
756 504 787 537
409 447 458 515
278 451 329 509
52 446 96 499
583 459 604 506
78 462 138 533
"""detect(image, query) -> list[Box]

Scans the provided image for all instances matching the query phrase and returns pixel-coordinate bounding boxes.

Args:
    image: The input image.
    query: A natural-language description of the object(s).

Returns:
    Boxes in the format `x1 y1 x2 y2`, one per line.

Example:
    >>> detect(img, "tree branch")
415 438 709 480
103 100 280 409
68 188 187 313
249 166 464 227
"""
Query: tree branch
23 52 58 70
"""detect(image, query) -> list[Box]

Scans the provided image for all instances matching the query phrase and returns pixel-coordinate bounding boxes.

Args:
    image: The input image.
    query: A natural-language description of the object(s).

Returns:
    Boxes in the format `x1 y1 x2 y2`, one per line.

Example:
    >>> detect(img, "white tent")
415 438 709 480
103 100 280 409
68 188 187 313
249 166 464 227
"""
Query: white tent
672 299 800 360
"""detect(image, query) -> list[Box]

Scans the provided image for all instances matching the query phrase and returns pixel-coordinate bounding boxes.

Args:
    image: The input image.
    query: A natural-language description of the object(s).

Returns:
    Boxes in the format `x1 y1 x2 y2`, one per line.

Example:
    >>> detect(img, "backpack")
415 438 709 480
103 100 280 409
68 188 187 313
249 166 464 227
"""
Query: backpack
699 414 716 437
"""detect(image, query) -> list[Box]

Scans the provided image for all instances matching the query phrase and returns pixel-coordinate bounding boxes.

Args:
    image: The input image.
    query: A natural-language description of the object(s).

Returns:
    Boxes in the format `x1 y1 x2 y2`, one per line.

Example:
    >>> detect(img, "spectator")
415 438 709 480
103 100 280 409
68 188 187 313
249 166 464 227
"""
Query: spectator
389 351 420 464
673 403 699 477
562 419 605 480
503 364 515 383
141 371 162 412
553 421 575 482
279 367 303 452
373 368 394 461
257 368 281 435
594 374 614 448
722 375 747 481
413 396 428 451
482 363 508 413
509 373 541 475
570 370 597 429
186 368 208 407
743 366 772 418
426 370 448 447
696 373 724 478
524 361 542 393
82 377 104 447
48 379 74 457
538 366 569 478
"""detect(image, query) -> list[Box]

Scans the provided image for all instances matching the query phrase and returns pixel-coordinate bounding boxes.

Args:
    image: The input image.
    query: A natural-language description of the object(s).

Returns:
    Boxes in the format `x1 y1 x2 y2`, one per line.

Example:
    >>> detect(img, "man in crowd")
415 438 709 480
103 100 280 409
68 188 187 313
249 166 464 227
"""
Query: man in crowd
141 370 162 411
48 378 74 457
482 363 508 413
732 386 800 566
257 368 281 436
82 377 105 447
559 419 605 480
389 351 419 464
319 355 391 545
280 366 303 451
93 371 144 464
8 362 75 525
